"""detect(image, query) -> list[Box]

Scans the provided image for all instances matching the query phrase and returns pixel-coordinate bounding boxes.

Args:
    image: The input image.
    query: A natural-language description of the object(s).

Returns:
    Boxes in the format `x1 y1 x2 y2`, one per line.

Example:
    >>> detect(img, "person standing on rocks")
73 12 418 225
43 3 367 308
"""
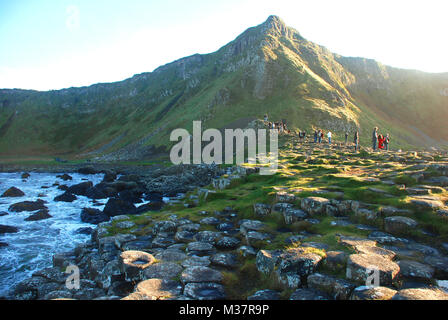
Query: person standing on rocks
318 130 323 144
327 131 332 144
372 127 378 151
345 132 349 145
354 130 359 152
314 130 318 143
384 134 390 150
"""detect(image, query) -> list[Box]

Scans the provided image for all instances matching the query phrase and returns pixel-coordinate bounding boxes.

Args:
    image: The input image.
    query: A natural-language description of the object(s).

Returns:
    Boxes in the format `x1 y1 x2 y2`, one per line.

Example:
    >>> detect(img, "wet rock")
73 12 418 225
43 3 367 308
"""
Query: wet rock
25 209 52 221
346 254 400 285
1 186 25 197
398 260 434 280
9 199 47 212
76 227 93 235
103 198 137 217
80 208 110 224
0 224 19 234
0 211 8 217
350 286 397 300
21 173 30 179
247 289 280 300
307 273 355 300
384 216 418 235
77 167 97 175
253 203 271 217
392 288 448 300
133 279 182 300
67 181 93 196
301 197 330 215
13 277 59 300
54 192 77 202
183 282 225 300
119 250 156 282
142 262 183 280
181 266 222 284
289 288 331 300
56 174 72 181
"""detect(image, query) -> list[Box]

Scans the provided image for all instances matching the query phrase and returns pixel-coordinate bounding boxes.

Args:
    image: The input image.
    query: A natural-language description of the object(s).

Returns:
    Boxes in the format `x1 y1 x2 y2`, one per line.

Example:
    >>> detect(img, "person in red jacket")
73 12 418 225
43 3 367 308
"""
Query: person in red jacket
378 134 385 150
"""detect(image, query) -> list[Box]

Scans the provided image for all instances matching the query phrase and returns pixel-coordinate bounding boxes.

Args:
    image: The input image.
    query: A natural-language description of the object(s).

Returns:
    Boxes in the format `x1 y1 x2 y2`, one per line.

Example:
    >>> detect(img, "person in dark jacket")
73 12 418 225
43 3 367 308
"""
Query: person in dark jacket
354 130 359 152
384 134 390 150
372 127 378 151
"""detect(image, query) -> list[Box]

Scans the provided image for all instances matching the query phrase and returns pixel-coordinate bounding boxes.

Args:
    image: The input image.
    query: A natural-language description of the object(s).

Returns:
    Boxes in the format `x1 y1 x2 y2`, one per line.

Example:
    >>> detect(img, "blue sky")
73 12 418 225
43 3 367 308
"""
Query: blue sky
1 0 447 90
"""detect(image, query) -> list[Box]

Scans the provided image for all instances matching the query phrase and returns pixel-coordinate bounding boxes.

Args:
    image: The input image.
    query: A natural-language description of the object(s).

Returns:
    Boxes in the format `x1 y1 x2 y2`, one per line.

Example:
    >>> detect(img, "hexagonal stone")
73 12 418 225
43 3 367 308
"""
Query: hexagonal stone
183 282 226 300
216 236 240 250
186 242 216 256
193 231 221 244
283 208 308 224
153 221 177 234
275 192 296 203
398 260 434 280
339 236 376 249
354 245 396 260
253 203 271 217
289 288 331 300
247 289 280 300
154 249 187 262
181 266 222 284
384 216 418 235
182 256 211 268
350 286 397 300
211 253 238 268
178 223 200 232
346 254 400 285
256 250 282 274
272 202 293 214
392 288 448 300
142 262 183 280
301 197 330 215
200 217 220 225
119 251 156 282
151 237 175 248
174 230 195 243
239 220 266 235
134 279 182 300
276 247 325 288
307 273 356 300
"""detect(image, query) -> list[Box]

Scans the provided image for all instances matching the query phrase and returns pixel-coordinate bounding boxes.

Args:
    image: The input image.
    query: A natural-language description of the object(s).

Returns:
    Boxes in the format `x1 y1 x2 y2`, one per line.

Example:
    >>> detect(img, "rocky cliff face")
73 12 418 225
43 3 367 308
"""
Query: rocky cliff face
1 16 447 159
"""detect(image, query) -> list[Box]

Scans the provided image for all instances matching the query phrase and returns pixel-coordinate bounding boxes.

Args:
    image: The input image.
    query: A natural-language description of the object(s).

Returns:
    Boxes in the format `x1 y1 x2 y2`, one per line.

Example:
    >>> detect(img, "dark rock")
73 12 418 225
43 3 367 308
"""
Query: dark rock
289 288 331 300
9 199 47 212
56 174 72 181
186 242 216 256
1 187 25 197
21 173 30 179
142 262 183 280
101 170 117 183
67 181 93 196
216 236 240 250
0 211 8 217
76 227 94 235
81 208 110 224
0 224 19 234
77 167 97 175
181 266 222 284
211 253 238 268
103 198 137 217
0 242 8 248
118 189 143 203
307 273 355 300
25 209 52 221
54 192 77 202
85 186 107 200
136 202 163 213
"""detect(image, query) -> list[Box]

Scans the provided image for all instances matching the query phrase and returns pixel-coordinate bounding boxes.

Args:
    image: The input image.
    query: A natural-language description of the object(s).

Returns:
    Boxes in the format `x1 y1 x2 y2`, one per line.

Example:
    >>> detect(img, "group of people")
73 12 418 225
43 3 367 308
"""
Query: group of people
264 115 290 134
313 129 333 144
372 127 390 151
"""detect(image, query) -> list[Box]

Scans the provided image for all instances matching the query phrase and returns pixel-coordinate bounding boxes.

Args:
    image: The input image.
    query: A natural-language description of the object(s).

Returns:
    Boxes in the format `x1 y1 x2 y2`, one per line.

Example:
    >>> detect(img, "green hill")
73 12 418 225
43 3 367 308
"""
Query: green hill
1 15 447 160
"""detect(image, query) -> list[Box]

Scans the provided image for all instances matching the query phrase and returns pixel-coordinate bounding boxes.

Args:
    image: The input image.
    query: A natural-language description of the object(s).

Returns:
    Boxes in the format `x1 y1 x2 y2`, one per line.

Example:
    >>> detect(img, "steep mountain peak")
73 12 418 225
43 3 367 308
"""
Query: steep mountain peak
258 15 303 40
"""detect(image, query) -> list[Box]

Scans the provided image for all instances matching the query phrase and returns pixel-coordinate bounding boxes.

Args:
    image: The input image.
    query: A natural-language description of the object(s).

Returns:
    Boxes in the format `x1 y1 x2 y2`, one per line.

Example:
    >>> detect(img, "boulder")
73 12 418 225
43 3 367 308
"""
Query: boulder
384 216 418 235
81 208 110 224
54 192 77 202
283 208 307 224
67 181 93 196
346 253 400 285
307 273 355 300
216 236 240 250
0 224 19 234
9 199 47 212
25 209 52 221
1 187 25 197
256 250 282 274
103 198 137 217
56 174 72 181
301 197 330 215
21 173 30 179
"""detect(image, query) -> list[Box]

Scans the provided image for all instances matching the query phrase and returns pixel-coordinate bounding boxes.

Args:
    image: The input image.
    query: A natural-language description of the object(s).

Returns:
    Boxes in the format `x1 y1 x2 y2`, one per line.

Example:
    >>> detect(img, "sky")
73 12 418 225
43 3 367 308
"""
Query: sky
0 0 447 91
